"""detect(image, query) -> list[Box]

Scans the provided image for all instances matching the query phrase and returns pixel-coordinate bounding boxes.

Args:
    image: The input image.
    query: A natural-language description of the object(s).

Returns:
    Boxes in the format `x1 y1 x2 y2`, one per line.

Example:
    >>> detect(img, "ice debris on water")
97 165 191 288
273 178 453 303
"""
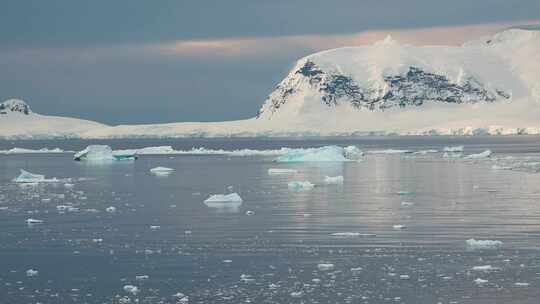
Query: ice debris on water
204 193 243 203
514 282 530 287
245 210 255 216
13 169 57 183
317 263 335 271
276 145 359 162
26 269 39 277
474 278 488 285
25 218 43 225
149 166 174 176
465 150 492 159
290 291 304 298
472 265 499 272
172 292 189 303
106 206 117 213
123 285 139 295
268 168 298 175
444 145 464 152
393 225 407 230
466 239 502 250
135 275 149 281
288 181 315 191
401 201 414 207
324 175 344 184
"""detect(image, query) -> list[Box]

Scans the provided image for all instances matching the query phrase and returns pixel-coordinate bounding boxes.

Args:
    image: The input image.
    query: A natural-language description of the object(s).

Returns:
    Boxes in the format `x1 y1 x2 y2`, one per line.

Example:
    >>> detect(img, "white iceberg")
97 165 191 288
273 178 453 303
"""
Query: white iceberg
268 168 298 175
443 145 464 152
465 150 492 159
472 265 499 272
317 263 335 271
288 181 315 191
344 145 363 159
203 193 243 212
324 175 344 184
466 238 502 250
25 218 44 224
26 269 39 277
13 169 58 183
74 145 137 161
150 166 174 176
0 147 67 154
123 285 139 295
276 146 354 162
105 206 117 213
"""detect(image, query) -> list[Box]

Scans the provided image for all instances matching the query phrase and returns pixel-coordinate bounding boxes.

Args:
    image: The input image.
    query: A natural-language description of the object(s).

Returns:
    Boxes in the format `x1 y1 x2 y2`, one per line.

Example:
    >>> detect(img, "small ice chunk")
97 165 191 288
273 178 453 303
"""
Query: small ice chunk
123 285 139 295
172 292 189 303
344 145 363 159
240 274 255 283
149 225 161 230
393 225 406 230
276 146 352 162
245 210 255 216
399 275 410 280
105 206 117 213
472 265 499 272
317 263 335 271
401 201 415 207
135 275 149 281
368 149 411 154
443 145 464 152
466 239 502 250
474 278 488 285
514 282 530 287
290 291 304 298
412 149 438 155
324 175 344 184
443 152 463 158
268 168 298 175
396 191 410 195
150 166 174 176
288 181 315 191
331 232 360 237
26 269 39 277
465 150 492 159
204 193 243 203
25 218 43 225
13 169 51 183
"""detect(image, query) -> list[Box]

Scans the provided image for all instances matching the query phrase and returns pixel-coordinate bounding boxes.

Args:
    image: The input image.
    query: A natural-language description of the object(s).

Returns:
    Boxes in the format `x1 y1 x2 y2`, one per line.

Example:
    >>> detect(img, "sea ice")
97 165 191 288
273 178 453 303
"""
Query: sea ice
135 275 149 281
444 145 464 152
268 168 298 175
466 239 502 249
13 169 56 183
324 175 344 184
150 166 174 176
204 193 243 203
367 149 412 154
474 278 488 285
472 265 499 272
393 224 407 230
317 263 335 271
276 145 354 162
123 285 139 295
288 181 315 191
465 150 492 159
75 145 137 161
331 232 361 237
26 269 39 277
25 218 44 224
514 282 530 287
344 145 364 159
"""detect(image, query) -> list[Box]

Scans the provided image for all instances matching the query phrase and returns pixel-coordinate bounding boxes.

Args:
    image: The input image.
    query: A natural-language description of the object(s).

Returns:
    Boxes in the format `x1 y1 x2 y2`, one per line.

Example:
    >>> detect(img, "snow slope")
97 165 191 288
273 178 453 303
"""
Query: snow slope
1 28 539 139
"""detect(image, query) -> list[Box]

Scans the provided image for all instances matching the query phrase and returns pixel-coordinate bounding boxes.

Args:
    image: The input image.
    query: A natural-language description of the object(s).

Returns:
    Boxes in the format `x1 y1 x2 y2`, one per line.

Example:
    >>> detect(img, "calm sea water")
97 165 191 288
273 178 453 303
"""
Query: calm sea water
1 137 540 304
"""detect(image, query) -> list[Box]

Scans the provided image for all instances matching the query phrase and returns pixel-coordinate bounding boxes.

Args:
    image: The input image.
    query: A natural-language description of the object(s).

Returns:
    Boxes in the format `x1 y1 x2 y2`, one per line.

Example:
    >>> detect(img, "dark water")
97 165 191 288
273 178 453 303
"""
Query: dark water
1 137 540 303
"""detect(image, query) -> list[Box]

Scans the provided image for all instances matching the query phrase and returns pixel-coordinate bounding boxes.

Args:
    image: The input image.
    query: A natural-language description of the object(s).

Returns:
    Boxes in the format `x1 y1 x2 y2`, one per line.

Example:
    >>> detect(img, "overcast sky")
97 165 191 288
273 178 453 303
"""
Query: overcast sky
2 0 539 124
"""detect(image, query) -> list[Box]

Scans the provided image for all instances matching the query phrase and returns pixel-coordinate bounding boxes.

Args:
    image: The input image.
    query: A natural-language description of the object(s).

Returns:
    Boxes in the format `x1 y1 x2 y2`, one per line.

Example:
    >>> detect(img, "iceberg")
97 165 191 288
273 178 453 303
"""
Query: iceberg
288 181 315 191
276 145 354 162
204 193 243 212
150 166 175 176
465 150 492 159
466 238 502 250
443 145 464 152
25 218 44 224
344 145 363 159
367 149 412 154
324 175 344 184
204 193 243 203
268 168 298 175
74 145 137 161
13 169 57 183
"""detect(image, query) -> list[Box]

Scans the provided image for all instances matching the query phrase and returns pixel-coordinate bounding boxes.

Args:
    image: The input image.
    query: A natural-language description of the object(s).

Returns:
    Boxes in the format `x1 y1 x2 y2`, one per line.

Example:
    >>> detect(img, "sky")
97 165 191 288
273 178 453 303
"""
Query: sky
1 0 540 124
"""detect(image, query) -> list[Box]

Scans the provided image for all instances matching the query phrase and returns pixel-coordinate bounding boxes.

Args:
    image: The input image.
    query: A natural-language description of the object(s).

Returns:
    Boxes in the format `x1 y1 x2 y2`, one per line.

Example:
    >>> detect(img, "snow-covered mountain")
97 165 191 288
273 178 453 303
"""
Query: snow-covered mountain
0 99 107 139
1 28 539 139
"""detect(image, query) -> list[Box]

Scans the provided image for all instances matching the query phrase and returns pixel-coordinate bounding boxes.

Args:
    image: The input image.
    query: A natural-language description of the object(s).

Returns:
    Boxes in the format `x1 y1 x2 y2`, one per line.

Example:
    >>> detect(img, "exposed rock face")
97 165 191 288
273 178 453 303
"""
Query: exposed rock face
262 60 510 116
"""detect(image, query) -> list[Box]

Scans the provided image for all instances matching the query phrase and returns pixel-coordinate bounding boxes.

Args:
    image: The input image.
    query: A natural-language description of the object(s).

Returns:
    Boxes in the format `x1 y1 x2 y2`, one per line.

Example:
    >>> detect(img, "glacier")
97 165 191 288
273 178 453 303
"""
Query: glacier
1 28 540 138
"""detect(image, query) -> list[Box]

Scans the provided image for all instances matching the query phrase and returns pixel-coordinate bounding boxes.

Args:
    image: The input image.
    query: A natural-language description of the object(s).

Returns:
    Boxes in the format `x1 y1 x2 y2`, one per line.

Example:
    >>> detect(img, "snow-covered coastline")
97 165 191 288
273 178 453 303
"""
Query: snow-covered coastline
1 28 539 139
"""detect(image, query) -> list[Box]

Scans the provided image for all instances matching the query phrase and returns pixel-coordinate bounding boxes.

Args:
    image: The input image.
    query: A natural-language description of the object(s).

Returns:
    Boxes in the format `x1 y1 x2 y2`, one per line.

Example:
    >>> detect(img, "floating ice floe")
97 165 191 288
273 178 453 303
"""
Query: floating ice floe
330 232 375 237
25 218 44 225
474 278 488 285
149 225 161 230
367 149 412 154
150 166 174 176
290 291 304 298
344 145 364 159
393 224 407 230
443 145 464 152
245 210 255 216
401 201 415 207
204 193 243 203
317 263 335 271
412 149 438 155
123 285 139 295
105 206 117 213
172 292 189 303
324 175 344 184
288 181 315 191
466 239 502 250
472 265 499 272
465 150 492 159
276 145 358 162
268 168 298 175
74 145 137 162
26 269 39 277
514 282 530 287
135 275 149 281
13 169 58 183
0 147 67 154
